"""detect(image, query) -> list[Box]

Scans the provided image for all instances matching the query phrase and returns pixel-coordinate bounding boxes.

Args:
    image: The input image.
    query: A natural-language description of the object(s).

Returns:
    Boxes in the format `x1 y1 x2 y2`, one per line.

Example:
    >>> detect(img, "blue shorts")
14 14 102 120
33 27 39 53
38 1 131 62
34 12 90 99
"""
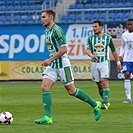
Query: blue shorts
121 62 133 73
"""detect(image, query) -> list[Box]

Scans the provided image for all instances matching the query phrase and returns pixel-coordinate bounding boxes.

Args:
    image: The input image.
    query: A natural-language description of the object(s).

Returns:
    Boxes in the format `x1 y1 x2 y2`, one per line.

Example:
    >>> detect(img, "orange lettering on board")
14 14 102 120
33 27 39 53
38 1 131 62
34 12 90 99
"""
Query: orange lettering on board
68 44 75 55
70 40 75 43
82 45 87 55
76 44 80 55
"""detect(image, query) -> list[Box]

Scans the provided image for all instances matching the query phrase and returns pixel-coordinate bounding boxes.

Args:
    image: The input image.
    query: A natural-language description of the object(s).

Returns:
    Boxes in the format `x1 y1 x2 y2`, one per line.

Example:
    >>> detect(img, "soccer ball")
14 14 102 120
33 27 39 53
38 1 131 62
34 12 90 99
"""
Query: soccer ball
0 111 13 125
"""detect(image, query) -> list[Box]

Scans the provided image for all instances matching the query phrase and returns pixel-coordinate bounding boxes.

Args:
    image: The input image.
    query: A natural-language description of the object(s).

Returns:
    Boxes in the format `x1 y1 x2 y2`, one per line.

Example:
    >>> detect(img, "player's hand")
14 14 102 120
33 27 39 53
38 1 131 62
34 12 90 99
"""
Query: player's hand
41 59 51 67
119 56 123 62
91 54 98 62
117 64 122 72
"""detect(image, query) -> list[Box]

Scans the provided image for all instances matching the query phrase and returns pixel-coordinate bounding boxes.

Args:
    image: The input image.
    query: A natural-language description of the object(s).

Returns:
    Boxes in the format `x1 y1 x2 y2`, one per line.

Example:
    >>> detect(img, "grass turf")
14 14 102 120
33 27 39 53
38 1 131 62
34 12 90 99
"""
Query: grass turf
0 81 132 133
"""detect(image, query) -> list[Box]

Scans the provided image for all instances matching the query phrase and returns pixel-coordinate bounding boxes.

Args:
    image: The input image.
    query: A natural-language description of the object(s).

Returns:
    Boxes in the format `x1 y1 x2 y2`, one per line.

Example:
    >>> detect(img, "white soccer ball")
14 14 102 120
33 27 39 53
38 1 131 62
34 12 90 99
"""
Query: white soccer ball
0 111 13 125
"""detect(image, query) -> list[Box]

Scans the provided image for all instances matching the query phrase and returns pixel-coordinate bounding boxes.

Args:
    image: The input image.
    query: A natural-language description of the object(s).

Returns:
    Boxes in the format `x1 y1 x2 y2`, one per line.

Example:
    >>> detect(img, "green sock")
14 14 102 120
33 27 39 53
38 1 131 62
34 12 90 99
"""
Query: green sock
74 88 96 107
103 88 110 105
99 89 103 99
42 91 52 118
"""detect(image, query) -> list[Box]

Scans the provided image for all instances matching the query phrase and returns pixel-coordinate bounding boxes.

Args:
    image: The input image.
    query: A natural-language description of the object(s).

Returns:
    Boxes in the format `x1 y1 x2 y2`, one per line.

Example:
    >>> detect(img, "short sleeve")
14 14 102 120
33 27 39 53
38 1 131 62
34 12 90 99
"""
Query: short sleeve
86 37 92 50
54 27 66 46
109 37 116 52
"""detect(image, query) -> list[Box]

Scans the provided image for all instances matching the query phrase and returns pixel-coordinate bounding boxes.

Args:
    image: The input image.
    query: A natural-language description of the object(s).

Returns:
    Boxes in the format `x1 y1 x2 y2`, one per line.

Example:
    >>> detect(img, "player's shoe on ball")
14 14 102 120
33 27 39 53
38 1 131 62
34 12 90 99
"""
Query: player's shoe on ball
35 116 52 124
94 101 102 121
101 102 110 110
123 99 132 104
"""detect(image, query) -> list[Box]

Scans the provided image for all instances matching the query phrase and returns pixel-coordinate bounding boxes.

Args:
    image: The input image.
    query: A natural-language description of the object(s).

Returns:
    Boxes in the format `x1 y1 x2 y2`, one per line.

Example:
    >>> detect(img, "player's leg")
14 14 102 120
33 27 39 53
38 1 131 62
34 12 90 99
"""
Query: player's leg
122 62 132 103
35 66 57 124
96 81 104 100
66 83 101 121
92 62 103 99
100 78 110 109
59 66 102 121
99 61 110 109
123 72 132 103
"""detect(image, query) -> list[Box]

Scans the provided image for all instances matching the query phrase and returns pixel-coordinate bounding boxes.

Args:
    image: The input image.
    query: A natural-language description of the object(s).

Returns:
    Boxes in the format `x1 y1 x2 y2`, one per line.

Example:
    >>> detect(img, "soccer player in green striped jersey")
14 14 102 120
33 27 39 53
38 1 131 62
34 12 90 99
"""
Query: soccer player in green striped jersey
35 9 102 124
86 20 121 109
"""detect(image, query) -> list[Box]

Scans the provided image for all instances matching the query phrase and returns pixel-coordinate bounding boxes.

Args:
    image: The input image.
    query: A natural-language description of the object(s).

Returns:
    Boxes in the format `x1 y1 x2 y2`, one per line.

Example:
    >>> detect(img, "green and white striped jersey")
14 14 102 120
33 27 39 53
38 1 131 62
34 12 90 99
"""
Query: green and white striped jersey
86 33 116 63
44 24 70 68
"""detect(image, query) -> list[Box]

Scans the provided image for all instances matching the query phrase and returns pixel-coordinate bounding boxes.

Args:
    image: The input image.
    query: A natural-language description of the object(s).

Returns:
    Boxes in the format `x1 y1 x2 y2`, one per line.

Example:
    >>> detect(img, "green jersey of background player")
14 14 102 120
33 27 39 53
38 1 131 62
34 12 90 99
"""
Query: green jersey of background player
34 9 102 124
86 20 121 110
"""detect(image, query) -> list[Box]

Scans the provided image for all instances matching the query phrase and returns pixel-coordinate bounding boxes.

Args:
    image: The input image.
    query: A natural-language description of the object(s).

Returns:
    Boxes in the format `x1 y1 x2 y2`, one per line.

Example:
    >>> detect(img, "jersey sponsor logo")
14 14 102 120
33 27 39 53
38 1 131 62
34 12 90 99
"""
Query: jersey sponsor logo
93 52 105 57
46 39 52 49
49 49 56 57
94 43 104 51
124 37 133 50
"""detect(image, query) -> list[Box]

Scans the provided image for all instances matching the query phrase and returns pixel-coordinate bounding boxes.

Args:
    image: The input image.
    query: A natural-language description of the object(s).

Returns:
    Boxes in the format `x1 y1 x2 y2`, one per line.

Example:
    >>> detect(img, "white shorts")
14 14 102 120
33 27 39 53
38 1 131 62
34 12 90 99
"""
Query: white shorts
42 66 74 86
92 60 110 82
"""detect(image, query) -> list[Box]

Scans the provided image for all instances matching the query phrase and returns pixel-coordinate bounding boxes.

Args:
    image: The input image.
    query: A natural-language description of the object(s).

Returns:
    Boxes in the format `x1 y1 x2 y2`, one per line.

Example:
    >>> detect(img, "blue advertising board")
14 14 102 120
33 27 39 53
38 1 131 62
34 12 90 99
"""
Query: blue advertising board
0 24 94 61
0 24 69 61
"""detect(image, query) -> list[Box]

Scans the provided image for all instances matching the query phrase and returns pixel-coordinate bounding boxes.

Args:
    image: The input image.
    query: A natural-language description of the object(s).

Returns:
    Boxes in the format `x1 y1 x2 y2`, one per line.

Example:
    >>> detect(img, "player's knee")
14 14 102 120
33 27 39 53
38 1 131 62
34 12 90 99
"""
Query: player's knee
100 79 108 87
69 90 75 96
124 73 131 79
97 82 103 89
41 84 49 91
65 83 76 96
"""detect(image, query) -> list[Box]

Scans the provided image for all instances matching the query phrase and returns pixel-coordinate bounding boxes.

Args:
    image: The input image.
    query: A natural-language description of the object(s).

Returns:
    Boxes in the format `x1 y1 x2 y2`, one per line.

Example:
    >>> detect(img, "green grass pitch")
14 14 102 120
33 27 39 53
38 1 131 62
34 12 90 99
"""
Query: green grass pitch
0 80 132 133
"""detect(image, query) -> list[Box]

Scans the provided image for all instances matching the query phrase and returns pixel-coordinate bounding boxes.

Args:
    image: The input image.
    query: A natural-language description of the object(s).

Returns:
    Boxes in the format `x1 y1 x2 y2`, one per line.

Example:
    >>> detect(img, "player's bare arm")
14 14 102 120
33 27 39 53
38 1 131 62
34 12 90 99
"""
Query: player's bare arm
112 50 122 72
119 56 123 62
42 45 67 67
86 49 98 62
